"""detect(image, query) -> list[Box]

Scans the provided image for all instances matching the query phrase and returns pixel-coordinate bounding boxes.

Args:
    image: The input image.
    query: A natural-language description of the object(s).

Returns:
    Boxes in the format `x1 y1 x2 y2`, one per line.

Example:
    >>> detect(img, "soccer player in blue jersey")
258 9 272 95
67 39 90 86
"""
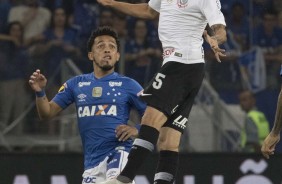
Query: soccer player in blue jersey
28 26 146 184
261 67 282 159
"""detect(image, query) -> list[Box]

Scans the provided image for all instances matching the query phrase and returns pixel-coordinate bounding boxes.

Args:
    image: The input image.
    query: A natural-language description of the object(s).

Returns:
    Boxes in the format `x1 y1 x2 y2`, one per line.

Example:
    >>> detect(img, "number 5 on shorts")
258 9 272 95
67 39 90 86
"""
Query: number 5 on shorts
153 73 166 89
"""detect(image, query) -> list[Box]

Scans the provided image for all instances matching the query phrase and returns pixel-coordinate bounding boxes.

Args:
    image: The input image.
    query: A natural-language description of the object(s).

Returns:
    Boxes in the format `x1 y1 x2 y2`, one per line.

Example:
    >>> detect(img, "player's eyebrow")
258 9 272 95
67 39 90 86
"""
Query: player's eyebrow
96 40 117 45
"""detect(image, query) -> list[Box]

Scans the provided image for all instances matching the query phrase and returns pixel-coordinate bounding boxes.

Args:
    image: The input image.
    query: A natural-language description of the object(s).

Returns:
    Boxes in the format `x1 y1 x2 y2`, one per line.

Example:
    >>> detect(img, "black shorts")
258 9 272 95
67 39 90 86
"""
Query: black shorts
140 62 205 133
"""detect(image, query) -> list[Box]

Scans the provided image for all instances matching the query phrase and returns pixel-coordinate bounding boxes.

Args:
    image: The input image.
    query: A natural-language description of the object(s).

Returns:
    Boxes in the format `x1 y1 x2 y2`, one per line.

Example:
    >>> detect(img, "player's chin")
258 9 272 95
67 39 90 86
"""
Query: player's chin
101 64 114 71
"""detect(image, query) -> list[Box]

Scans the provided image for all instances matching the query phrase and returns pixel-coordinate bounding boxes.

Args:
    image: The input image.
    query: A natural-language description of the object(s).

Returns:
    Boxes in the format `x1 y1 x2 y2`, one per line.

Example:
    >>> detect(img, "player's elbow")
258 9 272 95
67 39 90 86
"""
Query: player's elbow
221 33 227 44
145 12 158 19
217 32 227 45
143 5 158 19
38 113 52 120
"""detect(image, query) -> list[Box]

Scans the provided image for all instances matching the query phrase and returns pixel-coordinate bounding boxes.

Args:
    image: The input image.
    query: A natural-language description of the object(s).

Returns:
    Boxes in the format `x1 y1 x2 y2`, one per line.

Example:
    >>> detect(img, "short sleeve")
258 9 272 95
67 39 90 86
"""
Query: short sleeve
52 80 75 109
148 0 161 13
201 0 226 27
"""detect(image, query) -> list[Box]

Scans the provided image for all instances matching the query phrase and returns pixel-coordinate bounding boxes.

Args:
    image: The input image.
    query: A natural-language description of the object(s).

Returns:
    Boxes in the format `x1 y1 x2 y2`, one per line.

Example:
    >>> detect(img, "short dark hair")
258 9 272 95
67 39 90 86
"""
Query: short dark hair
87 26 120 52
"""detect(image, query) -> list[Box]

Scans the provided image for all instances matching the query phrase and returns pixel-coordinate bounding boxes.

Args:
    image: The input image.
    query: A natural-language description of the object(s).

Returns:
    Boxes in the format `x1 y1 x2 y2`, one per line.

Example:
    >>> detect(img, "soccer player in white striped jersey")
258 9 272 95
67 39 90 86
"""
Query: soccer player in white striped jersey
98 0 227 183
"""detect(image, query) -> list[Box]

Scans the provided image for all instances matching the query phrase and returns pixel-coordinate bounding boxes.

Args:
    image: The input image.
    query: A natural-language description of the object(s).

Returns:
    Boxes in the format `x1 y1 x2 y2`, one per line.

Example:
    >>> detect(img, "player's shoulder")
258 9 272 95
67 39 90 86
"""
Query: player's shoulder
65 73 93 86
115 73 141 86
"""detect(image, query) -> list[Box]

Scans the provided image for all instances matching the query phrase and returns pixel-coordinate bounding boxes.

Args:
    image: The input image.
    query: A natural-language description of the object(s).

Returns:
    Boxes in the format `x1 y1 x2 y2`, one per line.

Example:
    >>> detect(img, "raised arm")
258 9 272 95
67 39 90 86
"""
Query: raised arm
29 69 63 120
97 0 159 19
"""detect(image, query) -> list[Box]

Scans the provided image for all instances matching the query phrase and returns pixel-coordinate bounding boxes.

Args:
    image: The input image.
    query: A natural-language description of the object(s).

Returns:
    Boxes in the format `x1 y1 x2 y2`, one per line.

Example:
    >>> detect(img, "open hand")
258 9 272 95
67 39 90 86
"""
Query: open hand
261 132 280 159
29 69 47 92
203 30 226 62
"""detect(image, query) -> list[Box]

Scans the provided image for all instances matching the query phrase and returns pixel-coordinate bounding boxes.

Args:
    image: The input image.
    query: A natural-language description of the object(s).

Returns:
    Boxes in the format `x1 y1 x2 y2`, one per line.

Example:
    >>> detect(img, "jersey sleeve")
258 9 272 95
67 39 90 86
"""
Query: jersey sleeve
201 0 226 27
148 0 161 13
51 79 75 109
126 79 146 117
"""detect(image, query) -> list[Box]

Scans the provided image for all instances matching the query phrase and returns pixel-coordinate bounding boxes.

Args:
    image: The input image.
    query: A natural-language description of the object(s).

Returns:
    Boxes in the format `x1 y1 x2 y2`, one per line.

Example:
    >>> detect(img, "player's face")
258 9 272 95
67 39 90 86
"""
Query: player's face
88 35 120 71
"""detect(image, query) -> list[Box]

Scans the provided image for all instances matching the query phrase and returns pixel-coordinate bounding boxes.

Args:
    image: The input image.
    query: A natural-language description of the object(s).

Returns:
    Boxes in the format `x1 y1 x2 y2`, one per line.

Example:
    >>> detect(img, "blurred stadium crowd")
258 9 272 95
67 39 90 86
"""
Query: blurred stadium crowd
0 0 281 149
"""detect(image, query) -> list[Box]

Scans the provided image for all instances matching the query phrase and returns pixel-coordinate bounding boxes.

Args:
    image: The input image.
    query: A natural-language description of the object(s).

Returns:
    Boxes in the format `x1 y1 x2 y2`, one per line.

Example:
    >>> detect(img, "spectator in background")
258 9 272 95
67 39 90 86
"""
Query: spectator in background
30 7 81 134
252 9 282 90
220 0 249 18
112 13 128 40
251 0 274 27
278 11 282 29
112 13 129 74
205 29 242 104
124 19 162 86
44 0 74 16
33 7 81 96
273 0 282 13
239 90 270 152
8 0 51 46
0 21 30 135
99 8 114 27
227 2 250 51
0 0 25 32
0 0 12 33
71 0 99 55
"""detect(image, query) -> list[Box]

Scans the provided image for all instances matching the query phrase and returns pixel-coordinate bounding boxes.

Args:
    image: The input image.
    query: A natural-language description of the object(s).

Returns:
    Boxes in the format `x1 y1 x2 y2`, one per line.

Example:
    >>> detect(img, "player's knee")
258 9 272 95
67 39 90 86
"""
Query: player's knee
141 106 167 130
157 128 181 151
157 140 179 151
157 136 180 152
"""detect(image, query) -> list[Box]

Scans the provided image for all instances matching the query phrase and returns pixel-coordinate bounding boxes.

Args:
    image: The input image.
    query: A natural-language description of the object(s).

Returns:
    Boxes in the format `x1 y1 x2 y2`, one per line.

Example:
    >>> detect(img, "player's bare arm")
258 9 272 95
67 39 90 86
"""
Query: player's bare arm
29 69 63 119
210 24 227 45
204 24 226 62
272 88 282 135
261 86 282 159
97 0 159 19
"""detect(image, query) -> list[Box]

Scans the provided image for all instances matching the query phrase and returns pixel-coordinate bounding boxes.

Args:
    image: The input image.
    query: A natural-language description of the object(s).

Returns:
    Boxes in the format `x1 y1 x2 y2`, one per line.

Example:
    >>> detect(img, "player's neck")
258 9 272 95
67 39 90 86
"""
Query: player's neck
93 69 114 79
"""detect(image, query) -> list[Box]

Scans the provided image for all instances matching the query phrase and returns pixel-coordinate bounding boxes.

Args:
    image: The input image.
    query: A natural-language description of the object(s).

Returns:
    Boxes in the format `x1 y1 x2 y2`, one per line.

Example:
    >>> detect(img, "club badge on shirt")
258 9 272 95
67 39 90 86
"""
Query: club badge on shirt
58 83 67 93
92 87 102 97
177 0 188 8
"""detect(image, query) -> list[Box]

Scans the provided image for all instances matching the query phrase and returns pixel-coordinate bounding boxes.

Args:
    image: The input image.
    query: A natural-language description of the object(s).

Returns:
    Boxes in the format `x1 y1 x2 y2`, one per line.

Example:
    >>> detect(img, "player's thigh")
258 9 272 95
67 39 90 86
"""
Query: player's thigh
106 150 136 183
106 150 127 179
157 127 182 151
141 62 204 119
162 84 201 134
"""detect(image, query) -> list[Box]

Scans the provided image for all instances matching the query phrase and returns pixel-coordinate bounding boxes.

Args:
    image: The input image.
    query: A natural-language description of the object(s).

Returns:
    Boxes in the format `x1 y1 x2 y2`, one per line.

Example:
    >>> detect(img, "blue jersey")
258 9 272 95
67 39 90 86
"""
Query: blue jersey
52 72 146 169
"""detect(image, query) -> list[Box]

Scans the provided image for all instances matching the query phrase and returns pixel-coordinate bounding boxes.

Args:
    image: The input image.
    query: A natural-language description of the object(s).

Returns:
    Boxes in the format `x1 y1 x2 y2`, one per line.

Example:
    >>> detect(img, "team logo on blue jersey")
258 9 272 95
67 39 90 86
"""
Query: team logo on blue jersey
58 83 67 93
78 105 117 117
109 81 122 87
78 82 91 87
78 94 87 102
92 87 102 97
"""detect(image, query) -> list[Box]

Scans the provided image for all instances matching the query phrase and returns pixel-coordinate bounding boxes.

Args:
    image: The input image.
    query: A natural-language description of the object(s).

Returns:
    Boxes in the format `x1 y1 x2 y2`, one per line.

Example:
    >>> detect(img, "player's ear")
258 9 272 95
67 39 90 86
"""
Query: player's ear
88 52 94 61
116 52 120 62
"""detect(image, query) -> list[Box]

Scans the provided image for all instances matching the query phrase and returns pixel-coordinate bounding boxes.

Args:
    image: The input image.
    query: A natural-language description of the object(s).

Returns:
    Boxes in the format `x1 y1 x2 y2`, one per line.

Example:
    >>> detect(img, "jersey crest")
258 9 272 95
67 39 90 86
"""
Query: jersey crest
177 0 188 8
92 87 102 97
